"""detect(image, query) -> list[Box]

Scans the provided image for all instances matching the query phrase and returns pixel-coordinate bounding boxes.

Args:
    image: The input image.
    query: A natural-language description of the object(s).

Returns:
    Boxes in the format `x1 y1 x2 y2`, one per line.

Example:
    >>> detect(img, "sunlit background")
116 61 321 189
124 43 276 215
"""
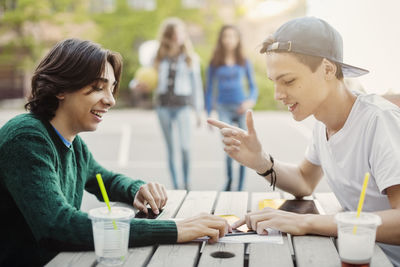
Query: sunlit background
1 0 399 194
1 0 399 109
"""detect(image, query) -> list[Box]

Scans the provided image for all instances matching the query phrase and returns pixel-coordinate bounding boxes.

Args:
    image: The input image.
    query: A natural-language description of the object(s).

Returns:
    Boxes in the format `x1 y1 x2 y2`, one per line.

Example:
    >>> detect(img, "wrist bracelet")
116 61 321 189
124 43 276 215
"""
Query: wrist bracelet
256 154 277 191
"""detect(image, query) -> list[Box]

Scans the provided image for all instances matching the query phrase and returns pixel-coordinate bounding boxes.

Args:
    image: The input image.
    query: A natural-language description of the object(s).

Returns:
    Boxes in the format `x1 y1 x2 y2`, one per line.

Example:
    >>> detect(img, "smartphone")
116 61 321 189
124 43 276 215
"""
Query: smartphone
134 208 164 219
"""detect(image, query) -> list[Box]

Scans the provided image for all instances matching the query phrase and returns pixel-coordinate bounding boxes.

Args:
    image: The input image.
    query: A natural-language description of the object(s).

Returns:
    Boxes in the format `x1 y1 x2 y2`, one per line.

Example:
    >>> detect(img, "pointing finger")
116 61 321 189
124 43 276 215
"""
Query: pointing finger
207 118 234 130
246 110 256 135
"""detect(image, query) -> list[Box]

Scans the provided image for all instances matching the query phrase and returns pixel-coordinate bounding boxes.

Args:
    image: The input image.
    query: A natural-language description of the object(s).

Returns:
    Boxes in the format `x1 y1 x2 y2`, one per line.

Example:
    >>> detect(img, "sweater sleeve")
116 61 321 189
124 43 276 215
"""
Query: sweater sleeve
205 65 215 116
78 137 178 246
79 138 146 204
245 60 258 101
1 133 94 251
1 133 177 252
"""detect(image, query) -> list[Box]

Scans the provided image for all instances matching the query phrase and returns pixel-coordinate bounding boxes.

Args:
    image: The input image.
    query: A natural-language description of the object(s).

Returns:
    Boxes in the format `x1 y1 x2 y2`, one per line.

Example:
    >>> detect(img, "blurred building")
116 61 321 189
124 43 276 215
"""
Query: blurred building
0 53 30 99
0 1 97 101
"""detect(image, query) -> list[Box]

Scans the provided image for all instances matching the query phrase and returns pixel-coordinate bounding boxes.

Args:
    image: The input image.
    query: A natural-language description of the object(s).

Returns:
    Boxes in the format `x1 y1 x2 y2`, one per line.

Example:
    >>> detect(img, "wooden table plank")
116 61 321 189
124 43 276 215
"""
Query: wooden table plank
250 192 281 212
114 191 189 267
202 192 248 267
214 191 248 217
293 235 340 267
292 193 341 267
45 251 96 267
286 193 341 267
248 238 294 267
198 243 244 267
314 192 343 215
121 246 154 267
371 244 393 267
147 244 201 267
248 192 294 267
158 190 187 219
147 191 218 266
175 191 218 219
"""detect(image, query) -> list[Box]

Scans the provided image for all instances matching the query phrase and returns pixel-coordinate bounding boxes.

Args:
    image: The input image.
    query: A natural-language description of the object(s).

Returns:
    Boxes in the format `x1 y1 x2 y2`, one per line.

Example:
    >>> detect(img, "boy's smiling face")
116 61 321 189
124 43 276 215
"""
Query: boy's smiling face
266 52 331 121
56 61 117 136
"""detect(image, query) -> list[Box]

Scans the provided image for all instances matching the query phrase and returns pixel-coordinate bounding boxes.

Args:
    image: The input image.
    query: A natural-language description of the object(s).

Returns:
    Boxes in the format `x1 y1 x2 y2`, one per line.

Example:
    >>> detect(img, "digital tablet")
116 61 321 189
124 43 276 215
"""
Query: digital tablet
259 199 319 214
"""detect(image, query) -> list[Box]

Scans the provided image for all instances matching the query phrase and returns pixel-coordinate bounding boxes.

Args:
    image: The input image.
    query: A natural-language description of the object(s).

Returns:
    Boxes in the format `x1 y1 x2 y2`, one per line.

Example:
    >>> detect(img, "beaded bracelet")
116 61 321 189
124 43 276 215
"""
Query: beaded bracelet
256 154 277 191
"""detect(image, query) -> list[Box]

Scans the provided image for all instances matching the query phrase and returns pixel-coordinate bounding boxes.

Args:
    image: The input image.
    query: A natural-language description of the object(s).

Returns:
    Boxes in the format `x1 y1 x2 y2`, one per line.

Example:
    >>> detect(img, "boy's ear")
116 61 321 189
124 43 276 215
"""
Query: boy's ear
322 58 337 80
56 93 65 100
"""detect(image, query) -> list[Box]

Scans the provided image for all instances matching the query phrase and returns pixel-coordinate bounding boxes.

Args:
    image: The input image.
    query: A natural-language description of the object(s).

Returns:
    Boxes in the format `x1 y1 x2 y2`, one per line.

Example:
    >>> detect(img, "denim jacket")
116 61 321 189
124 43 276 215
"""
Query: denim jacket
155 53 204 113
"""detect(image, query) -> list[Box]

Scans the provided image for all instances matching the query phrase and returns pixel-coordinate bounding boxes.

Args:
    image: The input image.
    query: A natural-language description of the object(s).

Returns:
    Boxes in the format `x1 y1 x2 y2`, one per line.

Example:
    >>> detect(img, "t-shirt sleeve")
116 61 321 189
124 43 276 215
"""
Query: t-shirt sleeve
304 124 321 166
369 109 400 194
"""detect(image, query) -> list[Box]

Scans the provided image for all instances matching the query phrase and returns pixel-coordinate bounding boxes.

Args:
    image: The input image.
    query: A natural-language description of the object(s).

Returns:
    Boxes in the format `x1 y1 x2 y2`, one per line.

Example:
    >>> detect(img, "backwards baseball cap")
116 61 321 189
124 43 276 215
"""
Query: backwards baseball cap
260 17 369 77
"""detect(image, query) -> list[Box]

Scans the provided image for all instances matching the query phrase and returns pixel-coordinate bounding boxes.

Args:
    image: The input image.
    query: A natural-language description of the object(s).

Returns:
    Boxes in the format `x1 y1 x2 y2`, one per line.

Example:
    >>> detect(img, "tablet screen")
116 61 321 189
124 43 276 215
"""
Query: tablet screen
259 199 319 214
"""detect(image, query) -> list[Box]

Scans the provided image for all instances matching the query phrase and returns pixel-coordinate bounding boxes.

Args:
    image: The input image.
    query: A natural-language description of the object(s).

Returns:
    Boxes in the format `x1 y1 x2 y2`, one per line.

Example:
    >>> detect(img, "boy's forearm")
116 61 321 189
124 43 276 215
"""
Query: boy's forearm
304 210 400 245
304 214 337 237
375 209 400 245
259 160 315 197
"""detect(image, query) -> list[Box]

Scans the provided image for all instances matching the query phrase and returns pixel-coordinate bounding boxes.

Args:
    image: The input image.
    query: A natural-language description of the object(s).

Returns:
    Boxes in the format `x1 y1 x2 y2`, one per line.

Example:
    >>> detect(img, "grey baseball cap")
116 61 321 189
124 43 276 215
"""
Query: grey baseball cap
260 17 369 77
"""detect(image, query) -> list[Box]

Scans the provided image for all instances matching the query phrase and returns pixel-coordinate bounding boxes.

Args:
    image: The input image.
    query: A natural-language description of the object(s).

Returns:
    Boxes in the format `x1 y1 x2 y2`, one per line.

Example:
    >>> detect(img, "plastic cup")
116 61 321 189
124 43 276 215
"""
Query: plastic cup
335 212 382 267
89 207 134 266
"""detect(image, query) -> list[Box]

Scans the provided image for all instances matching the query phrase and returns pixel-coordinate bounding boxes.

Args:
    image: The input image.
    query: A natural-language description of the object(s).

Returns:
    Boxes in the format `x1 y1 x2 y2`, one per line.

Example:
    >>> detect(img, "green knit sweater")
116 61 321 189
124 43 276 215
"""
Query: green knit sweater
0 113 177 266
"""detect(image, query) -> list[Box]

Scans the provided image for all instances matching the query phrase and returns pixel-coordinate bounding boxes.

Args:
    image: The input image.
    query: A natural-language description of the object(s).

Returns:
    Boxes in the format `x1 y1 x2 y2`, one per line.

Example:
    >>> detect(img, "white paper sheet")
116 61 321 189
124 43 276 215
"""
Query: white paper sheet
218 228 283 244
193 228 283 244
169 219 283 244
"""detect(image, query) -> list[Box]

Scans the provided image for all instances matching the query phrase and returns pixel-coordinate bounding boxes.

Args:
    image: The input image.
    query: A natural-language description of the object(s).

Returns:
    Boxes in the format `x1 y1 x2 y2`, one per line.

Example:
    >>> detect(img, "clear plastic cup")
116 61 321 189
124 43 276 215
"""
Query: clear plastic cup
89 207 134 266
335 212 382 267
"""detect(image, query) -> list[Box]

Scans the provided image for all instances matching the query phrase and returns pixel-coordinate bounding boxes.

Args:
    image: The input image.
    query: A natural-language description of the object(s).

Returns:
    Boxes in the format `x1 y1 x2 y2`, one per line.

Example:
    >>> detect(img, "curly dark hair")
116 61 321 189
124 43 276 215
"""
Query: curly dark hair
25 38 123 120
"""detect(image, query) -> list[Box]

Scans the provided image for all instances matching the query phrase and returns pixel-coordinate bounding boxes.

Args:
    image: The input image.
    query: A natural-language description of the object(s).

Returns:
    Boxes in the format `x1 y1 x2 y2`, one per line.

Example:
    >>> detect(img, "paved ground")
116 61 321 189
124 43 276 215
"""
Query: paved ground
0 108 332 210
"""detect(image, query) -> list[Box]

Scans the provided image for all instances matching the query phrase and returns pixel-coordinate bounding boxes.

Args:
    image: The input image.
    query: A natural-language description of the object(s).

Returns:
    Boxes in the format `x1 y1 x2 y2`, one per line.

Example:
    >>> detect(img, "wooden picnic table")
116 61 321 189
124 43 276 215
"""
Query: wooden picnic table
46 191 393 267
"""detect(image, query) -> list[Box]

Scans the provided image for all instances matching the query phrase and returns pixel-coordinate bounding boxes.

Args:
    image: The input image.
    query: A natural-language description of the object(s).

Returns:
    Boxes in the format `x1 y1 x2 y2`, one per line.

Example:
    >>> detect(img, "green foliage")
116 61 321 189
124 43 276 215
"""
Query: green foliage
0 0 92 69
0 0 279 110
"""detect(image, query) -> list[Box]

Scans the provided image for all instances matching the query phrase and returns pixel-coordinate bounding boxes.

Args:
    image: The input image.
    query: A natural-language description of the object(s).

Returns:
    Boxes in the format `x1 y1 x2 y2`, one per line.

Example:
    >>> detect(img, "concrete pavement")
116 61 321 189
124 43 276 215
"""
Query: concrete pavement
0 108 332 210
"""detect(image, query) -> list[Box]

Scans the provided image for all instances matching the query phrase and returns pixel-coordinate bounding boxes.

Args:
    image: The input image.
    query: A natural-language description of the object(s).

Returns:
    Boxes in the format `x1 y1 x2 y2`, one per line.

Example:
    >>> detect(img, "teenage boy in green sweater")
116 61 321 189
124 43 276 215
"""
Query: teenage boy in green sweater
0 39 230 266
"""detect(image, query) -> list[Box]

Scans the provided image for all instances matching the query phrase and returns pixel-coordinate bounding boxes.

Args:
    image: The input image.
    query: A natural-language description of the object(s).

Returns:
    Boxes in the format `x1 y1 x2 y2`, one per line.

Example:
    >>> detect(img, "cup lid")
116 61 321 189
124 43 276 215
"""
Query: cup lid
335 211 382 226
89 207 134 220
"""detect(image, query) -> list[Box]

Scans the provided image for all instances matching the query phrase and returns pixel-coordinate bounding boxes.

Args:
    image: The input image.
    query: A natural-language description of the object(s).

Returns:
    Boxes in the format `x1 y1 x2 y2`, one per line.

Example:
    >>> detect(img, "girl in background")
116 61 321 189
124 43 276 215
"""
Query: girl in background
154 18 204 190
206 25 258 191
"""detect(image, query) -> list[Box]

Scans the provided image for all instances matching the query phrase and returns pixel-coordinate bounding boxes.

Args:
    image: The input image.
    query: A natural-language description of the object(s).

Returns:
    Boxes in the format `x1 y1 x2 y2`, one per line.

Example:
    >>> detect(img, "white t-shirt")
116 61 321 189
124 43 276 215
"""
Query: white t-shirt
305 94 400 266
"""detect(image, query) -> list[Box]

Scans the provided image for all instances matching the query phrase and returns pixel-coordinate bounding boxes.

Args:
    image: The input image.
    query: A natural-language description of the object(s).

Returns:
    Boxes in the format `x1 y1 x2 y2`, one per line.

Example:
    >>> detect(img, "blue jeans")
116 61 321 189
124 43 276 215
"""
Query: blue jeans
217 103 247 191
156 106 192 190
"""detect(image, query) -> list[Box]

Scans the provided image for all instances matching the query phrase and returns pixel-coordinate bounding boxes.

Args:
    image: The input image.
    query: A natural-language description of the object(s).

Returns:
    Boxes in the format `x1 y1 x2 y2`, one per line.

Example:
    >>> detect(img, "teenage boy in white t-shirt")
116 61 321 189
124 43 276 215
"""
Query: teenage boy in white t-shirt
208 17 400 266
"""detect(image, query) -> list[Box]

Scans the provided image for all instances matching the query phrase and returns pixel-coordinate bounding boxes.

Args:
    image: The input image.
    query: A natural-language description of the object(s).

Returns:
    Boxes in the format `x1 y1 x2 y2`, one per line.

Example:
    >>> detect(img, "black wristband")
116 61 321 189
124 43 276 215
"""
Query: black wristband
256 154 277 191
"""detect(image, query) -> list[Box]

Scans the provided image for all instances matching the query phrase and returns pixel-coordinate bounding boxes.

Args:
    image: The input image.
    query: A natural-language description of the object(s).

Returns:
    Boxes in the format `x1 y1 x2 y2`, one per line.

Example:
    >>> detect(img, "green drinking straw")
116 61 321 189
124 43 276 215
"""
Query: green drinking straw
96 173 118 230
